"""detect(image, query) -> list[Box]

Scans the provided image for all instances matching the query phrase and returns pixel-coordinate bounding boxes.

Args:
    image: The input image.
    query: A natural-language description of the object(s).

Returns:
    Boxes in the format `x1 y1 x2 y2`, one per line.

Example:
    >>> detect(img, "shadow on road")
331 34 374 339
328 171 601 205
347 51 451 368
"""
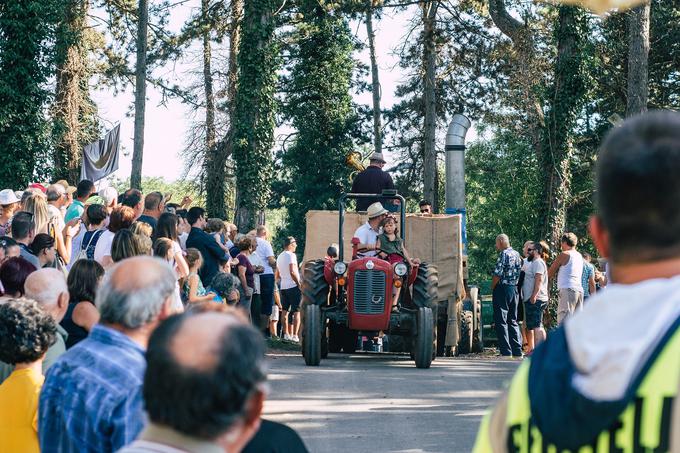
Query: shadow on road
264 353 520 452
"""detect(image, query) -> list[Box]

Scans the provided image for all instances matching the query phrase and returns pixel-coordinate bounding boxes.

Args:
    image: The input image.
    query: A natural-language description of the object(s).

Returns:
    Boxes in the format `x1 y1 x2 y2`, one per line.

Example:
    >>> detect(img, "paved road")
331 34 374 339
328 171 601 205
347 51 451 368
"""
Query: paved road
263 352 520 453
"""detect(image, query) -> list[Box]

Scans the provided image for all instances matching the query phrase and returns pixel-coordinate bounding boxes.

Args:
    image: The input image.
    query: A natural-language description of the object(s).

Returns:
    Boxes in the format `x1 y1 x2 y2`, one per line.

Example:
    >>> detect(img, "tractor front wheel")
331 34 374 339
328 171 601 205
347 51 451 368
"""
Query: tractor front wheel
302 304 322 366
414 306 434 369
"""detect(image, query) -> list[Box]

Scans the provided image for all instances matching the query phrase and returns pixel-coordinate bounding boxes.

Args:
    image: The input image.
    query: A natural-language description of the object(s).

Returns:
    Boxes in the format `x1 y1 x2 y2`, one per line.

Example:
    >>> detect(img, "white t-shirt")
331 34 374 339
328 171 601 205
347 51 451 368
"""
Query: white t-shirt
276 251 299 290
521 258 549 302
256 237 275 275
178 232 188 251
249 252 264 294
93 229 115 264
353 222 381 257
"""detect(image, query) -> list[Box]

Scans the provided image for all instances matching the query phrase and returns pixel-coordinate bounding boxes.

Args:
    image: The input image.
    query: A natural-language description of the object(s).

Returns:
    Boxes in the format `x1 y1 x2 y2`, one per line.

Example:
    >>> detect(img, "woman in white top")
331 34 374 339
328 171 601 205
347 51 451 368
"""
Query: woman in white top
93 205 136 268
154 212 190 280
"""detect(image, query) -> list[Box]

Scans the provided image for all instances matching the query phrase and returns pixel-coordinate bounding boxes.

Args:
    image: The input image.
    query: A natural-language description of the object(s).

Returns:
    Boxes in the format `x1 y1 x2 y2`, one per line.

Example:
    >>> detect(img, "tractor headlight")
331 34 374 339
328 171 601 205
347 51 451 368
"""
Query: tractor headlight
394 262 408 277
334 261 347 275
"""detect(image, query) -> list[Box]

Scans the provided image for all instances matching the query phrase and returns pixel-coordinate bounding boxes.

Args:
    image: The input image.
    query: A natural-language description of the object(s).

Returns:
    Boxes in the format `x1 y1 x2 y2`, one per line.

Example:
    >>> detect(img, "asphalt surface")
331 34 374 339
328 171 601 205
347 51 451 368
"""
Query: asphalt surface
263 351 520 453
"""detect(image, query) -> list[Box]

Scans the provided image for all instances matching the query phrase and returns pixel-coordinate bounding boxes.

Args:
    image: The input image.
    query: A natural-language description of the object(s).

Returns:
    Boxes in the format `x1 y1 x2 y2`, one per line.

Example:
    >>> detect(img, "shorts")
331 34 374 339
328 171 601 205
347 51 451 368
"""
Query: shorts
524 300 547 329
270 304 280 322
280 286 301 313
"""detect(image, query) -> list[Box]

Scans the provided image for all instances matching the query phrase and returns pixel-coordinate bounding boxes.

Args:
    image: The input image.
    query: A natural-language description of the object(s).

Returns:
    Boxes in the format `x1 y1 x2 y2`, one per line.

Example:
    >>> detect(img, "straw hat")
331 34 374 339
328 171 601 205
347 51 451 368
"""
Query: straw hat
0 189 20 205
367 202 388 219
369 152 386 163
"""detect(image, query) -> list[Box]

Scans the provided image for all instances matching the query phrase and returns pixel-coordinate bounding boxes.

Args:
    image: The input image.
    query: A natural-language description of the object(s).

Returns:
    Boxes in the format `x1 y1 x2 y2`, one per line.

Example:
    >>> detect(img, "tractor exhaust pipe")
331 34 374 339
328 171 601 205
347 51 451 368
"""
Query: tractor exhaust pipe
444 114 471 251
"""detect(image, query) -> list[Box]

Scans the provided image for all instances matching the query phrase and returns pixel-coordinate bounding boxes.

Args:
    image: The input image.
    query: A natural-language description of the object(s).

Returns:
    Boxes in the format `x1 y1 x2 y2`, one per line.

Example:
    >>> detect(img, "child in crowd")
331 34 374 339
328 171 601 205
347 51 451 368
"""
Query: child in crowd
182 248 216 304
153 238 184 312
270 286 283 339
0 298 57 453
375 216 419 311
205 218 230 253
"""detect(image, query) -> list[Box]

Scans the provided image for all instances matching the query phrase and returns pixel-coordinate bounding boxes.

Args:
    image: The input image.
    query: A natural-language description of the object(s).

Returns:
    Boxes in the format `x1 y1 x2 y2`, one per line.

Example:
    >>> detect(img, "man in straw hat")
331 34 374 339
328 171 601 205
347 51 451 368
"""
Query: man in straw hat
350 152 396 212
353 202 388 258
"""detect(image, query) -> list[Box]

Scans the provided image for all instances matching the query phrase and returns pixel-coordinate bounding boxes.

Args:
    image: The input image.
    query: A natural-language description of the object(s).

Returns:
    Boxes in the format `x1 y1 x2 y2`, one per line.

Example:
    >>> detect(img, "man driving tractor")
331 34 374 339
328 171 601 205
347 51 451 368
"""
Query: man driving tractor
352 202 388 258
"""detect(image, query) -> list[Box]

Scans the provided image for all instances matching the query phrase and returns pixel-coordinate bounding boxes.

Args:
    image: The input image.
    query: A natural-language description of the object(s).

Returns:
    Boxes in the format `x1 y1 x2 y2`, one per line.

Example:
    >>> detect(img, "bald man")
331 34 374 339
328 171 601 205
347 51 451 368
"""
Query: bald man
39 256 177 453
0 269 69 384
120 306 307 453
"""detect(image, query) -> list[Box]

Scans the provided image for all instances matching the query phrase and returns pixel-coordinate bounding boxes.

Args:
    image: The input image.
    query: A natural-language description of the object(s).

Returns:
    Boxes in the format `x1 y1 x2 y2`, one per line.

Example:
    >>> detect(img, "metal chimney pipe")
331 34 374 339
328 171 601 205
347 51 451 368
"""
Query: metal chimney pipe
444 114 471 250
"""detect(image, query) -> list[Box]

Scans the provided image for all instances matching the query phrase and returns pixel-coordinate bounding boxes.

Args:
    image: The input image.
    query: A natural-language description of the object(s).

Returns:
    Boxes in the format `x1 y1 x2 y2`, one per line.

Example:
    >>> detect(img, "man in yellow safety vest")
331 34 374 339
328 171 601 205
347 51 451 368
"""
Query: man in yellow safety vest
474 110 680 453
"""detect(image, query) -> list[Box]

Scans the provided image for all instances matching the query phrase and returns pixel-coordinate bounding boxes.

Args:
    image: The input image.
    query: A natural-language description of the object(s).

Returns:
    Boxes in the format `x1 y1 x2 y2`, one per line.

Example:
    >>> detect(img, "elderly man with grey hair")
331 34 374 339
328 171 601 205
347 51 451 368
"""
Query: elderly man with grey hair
0 268 70 384
491 233 523 357
39 256 177 453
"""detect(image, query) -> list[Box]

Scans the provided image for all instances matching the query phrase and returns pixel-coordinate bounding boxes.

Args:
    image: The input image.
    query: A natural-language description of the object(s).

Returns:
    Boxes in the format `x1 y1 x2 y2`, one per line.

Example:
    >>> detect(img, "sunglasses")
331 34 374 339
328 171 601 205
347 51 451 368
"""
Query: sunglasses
527 248 534 252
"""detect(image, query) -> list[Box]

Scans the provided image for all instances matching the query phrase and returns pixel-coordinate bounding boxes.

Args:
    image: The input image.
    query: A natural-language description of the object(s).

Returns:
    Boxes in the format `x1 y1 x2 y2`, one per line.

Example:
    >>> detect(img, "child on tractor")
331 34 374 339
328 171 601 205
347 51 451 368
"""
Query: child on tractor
375 216 420 311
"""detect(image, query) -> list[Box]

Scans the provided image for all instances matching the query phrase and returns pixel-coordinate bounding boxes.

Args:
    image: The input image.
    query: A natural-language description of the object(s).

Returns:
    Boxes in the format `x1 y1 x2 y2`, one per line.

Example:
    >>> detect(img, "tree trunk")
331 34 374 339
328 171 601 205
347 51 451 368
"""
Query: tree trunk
421 1 438 212
542 6 586 249
626 2 650 117
231 0 279 231
365 1 382 154
130 0 148 190
203 0 240 218
53 0 89 183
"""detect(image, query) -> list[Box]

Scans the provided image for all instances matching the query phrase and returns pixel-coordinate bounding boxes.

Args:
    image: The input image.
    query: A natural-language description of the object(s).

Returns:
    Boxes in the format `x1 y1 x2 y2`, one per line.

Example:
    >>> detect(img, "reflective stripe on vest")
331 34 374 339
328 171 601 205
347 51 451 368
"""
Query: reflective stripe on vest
502 328 680 453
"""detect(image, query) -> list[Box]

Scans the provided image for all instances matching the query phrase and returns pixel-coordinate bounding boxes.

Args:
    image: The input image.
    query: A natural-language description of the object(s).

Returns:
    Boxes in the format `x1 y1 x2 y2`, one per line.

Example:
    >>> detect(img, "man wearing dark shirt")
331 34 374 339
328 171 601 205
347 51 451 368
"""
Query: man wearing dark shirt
185 207 229 286
350 152 395 211
136 191 164 231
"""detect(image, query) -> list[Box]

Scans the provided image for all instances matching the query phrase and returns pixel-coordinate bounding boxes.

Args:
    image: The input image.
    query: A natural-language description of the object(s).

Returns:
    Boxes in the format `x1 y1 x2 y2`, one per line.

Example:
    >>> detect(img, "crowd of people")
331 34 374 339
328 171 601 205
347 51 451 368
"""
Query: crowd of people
475 110 680 453
0 180 309 452
491 231 608 358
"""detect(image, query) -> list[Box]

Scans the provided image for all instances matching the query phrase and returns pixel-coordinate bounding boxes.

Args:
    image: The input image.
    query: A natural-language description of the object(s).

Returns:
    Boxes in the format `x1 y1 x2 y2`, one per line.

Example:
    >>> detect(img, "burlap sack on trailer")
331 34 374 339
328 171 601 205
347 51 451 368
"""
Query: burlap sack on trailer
404 214 464 303
302 210 366 264
303 211 464 303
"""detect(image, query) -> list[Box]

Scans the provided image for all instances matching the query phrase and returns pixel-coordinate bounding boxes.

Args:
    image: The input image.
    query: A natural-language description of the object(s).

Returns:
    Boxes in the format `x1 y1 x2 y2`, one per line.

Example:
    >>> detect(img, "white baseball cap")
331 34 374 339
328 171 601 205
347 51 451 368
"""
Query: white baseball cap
99 187 118 207
0 189 20 205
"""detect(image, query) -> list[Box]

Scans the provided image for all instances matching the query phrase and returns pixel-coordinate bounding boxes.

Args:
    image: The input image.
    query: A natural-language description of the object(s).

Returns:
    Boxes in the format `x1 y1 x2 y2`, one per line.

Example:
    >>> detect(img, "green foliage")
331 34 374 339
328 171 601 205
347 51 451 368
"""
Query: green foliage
231 0 280 228
0 0 60 188
277 3 357 254
465 130 543 285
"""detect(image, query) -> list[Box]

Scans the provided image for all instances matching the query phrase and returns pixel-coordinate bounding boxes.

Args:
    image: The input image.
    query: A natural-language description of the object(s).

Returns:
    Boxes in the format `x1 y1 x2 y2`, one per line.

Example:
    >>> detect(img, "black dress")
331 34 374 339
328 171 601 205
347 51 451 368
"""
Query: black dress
60 301 92 349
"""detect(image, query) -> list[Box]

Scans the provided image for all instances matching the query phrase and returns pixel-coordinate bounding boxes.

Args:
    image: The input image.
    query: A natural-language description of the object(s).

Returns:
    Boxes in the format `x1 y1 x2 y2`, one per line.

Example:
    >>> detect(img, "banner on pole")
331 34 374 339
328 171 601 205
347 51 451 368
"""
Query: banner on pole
80 124 121 182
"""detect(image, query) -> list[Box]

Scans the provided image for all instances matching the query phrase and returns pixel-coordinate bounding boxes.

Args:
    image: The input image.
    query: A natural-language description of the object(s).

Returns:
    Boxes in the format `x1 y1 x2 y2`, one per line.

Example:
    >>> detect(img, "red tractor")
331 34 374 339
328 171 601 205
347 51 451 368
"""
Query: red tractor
301 192 439 368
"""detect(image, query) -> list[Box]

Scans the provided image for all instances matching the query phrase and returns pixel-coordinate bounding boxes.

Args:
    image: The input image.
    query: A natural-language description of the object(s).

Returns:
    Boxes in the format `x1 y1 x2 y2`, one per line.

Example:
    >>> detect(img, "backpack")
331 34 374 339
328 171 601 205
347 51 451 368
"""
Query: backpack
74 229 105 263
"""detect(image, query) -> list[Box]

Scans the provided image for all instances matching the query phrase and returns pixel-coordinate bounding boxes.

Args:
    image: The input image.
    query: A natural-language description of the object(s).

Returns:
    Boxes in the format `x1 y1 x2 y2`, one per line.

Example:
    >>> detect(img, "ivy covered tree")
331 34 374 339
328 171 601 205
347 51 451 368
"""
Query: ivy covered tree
52 0 101 183
231 0 280 230
0 0 59 188
278 2 357 250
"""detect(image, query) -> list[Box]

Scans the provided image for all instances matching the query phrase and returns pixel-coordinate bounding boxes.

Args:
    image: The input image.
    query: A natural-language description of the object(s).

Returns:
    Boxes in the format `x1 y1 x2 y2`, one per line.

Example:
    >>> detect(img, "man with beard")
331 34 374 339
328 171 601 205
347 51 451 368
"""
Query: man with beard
521 241 548 354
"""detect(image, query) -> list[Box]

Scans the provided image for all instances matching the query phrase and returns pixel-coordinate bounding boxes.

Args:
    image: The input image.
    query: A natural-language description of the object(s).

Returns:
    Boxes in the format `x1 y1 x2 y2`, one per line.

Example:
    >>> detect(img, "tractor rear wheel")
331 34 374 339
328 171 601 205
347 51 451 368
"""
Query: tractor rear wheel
414 306 434 369
302 304 322 366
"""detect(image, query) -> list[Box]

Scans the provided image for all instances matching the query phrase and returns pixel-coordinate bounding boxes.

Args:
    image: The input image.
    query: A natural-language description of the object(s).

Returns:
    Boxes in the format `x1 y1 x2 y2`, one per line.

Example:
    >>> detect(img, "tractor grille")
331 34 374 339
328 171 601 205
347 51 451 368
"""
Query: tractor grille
353 270 386 315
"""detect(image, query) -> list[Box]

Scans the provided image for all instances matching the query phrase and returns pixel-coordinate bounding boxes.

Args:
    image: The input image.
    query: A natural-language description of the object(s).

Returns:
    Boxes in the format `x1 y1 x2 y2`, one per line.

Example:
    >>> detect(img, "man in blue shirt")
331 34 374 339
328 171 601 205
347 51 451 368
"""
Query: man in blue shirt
185 206 230 287
39 256 177 453
491 233 523 357
64 179 95 223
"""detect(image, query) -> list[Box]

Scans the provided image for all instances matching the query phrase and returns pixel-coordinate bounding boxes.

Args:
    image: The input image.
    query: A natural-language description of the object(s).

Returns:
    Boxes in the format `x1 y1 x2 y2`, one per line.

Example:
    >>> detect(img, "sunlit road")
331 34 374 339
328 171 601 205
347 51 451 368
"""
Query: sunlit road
262 352 520 453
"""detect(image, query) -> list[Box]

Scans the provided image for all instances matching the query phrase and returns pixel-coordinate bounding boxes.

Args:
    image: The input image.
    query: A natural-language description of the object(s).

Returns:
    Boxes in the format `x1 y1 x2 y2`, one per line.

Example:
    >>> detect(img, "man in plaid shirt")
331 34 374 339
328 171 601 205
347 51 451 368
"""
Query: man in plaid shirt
39 256 177 453
491 234 523 357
